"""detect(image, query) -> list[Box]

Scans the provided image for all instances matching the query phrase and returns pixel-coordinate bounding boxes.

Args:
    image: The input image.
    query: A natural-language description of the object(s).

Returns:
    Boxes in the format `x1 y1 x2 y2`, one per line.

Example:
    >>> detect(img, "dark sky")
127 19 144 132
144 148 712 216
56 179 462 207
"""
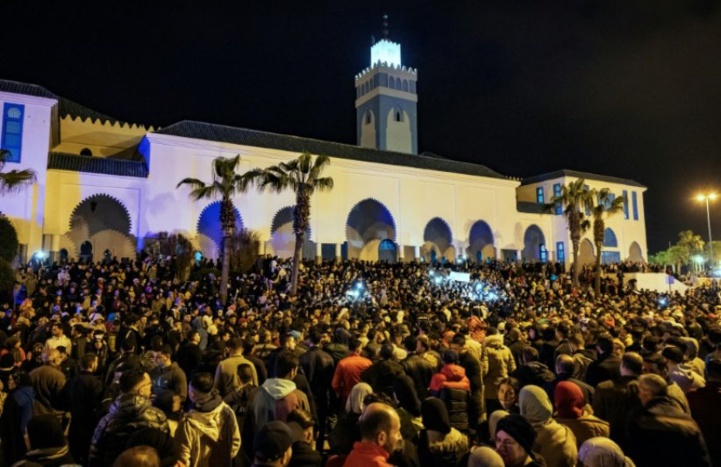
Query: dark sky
3 0 721 254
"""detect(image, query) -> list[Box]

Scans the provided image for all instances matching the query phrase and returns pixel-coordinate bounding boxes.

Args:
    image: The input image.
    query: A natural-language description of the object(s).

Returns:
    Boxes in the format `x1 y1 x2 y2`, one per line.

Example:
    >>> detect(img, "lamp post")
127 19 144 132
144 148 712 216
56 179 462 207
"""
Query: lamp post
696 193 717 269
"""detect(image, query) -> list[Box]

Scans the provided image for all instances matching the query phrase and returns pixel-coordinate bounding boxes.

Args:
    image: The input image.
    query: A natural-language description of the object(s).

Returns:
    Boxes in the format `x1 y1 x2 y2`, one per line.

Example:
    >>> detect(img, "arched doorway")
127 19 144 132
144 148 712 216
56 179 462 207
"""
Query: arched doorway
601 228 621 264
378 239 397 262
422 217 454 262
270 206 316 260
578 239 595 266
197 201 244 260
65 195 135 261
345 198 397 261
522 225 546 262
628 241 644 263
468 220 494 262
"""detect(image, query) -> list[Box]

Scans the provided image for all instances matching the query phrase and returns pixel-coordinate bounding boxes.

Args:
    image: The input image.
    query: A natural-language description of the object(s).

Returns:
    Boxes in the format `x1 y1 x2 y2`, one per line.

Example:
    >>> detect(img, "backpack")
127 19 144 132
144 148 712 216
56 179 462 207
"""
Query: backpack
224 384 256 427
439 387 470 432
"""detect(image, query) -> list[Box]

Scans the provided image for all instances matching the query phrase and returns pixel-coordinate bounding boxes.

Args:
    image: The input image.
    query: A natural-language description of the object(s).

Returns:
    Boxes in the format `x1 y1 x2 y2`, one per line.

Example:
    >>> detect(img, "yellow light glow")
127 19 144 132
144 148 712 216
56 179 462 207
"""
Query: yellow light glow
697 194 706 201
710 193 718 200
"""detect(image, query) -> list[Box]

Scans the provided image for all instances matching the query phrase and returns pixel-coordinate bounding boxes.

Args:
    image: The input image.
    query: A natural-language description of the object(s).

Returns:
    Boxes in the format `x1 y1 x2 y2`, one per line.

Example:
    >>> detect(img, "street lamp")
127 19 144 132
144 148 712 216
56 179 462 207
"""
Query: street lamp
696 193 717 269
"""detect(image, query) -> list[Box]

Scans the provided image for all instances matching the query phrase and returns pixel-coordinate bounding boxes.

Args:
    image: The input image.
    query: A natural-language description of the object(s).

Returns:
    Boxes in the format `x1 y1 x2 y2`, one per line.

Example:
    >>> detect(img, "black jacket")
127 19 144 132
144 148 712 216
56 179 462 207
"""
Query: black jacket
402 354 435 400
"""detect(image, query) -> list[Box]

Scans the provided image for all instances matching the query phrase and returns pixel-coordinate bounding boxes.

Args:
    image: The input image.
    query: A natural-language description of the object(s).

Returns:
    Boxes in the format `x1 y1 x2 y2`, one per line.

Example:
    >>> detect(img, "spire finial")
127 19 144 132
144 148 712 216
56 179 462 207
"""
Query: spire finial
382 14 389 39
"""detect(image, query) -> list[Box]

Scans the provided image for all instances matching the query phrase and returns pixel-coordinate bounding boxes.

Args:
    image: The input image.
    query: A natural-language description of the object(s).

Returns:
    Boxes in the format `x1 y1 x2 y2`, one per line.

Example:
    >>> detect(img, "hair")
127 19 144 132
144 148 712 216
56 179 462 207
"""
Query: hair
522 346 539 363
80 352 98 371
380 342 395 360
42 348 60 364
639 373 668 398
243 338 256 354
119 368 148 394
112 446 161 467
557 322 571 339
416 335 430 352
621 352 644 376
359 406 394 441
451 334 466 347
274 350 299 378
498 376 521 393
287 407 315 429
597 333 614 354
643 354 667 373
706 358 721 380
237 363 254 383
403 335 416 352
555 354 575 374
158 344 174 358
349 338 362 352
190 372 215 394
121 338 136 353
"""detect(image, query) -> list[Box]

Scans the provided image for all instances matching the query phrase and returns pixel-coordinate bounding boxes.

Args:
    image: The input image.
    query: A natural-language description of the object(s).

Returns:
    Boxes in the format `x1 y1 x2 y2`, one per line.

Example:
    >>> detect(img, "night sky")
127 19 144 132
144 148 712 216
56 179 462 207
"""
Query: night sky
3 0 721 254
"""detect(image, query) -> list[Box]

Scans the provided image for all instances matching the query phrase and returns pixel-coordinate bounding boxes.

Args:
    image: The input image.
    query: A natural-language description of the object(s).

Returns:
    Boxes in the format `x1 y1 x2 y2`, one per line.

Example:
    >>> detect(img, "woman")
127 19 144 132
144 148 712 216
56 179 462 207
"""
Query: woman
578 437 635 467
519 385 577 467
553 381 609 448
329 382 373 455
417 397 469 467
485 377 522 443
0 337 26 368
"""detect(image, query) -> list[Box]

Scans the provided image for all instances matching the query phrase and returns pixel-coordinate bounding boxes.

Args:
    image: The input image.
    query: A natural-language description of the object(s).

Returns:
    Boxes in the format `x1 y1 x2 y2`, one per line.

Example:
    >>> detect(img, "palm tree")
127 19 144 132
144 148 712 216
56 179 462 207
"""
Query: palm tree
176 155 252 303
590 188 625 295
250 152 334 295
551 178 592 288
0 149 36 194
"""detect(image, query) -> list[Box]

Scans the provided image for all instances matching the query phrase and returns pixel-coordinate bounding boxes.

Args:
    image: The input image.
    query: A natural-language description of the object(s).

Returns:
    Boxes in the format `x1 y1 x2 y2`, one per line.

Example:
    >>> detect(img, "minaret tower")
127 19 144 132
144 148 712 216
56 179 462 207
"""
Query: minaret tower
355 15 418 154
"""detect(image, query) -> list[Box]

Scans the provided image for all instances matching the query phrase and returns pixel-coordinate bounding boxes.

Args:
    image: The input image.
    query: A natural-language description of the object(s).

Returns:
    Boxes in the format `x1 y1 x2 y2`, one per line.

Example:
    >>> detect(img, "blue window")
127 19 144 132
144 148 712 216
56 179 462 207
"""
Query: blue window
607 193 615 209
536 187 544 204
553 183 562 214
632 192 639 220
623 190 629 219
556 242 565 262
603 228 618 247
1 103 24 163
540 244 547 263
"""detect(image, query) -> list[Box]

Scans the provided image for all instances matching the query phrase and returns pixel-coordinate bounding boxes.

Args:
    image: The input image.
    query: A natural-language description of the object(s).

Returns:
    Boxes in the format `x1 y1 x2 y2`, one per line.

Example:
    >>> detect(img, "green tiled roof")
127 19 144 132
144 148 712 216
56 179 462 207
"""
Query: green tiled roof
48 152 148 178
155 121 509 180
521 169 645 188
0 79 128 126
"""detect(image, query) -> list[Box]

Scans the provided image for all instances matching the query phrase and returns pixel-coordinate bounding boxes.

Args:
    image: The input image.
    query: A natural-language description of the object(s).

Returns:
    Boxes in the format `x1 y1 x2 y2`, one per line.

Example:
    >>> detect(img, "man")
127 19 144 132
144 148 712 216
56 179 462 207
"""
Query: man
450 334 485 425
89 368 170 467
331 338 372 403
482 329 515 415
176 372 241 466
642 353 690 414
298 328 335 451
215 337 259 397
585 334 621 388
626 373 711 466
510 346 555 388
176 330 203 379
44 322 72 352
29 347 67 414
592 352 643 448
688 358 721 466
63 352 103 465
344 402 404 467
243 338 268 385
400 335 434 400
545 354 595 406
362 341 404 396
243 350 311 461
151 344 188 402
105 339 142 387
251 420 294 467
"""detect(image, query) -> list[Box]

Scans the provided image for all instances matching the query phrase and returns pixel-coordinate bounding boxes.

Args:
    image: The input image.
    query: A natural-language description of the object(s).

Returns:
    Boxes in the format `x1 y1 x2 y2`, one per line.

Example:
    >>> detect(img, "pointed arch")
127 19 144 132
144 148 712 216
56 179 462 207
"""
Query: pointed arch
422 217 453 262
579 238 595 266
269 206 315 260
628 241 644 262
197 201 244 259
346 198 397 261
65 194 135 260
603 228 618 247
468 220 494 261
522 224 546 262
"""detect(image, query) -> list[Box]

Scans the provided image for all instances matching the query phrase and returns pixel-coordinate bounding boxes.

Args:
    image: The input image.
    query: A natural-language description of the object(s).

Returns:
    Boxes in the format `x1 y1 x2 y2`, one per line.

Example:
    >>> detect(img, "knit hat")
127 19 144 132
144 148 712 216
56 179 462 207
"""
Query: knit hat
27 415 65 450
554 381 585 419
127 427 181 467
519 385 553 424
253 421 293 462
421 397 451 435
496 414 537 456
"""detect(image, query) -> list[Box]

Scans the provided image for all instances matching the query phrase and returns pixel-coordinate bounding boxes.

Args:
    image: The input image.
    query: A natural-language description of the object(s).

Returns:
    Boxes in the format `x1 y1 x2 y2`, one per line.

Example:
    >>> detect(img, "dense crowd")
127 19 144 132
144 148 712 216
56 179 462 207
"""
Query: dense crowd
0 252 719 467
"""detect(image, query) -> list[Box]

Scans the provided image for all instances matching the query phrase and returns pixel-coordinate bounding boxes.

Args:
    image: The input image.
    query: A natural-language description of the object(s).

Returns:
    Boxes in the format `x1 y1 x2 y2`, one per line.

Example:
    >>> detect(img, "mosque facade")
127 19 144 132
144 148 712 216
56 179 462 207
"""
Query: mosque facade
0 38 647 267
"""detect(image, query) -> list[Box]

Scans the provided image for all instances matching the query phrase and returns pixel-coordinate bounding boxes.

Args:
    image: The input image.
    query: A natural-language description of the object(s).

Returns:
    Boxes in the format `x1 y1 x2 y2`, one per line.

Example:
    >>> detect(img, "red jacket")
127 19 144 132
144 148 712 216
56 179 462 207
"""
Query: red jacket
429 363 471 394
344 441 392 467
332 353 372 402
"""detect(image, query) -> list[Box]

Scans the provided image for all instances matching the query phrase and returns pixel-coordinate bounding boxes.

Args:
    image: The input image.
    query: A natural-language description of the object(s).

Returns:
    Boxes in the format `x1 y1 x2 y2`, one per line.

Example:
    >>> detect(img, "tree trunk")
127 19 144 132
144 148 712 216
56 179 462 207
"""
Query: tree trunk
220 233 231 304
594 241 603 296
571 239 580 288
291 231 304 296
291 188 310 296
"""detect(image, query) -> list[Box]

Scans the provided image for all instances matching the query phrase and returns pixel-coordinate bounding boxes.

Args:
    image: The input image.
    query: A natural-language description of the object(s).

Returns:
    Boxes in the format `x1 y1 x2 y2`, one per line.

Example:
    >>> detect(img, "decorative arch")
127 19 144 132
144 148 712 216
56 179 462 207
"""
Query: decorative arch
346 198 397 261
422 217 454 262
603 228 618 247
628 241 644 263
65 194 135 261
388 77 395 89
579 238 596 266
522 224 546 262
269 206 315 260
363 109 374 125
196 201 244 259
468 220 495 262
402 79 409 92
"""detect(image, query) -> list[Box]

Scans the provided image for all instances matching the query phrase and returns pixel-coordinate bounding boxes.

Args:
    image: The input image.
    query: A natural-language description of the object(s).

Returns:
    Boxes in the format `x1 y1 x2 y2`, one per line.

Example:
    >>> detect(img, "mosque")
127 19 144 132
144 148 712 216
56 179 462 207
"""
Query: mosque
0 36 647 267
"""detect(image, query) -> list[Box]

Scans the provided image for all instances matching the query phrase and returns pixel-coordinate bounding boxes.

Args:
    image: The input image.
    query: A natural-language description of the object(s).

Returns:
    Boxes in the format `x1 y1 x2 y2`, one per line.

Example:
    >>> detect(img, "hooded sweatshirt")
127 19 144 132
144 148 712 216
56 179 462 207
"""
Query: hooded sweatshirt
429 364 471 394
252 378 311 427
520 385 578 467
176 391 240 467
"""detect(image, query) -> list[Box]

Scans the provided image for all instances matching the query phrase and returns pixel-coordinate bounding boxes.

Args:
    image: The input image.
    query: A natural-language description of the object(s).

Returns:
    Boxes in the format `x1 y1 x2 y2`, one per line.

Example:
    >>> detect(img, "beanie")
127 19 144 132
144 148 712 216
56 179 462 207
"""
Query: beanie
496 414 537 456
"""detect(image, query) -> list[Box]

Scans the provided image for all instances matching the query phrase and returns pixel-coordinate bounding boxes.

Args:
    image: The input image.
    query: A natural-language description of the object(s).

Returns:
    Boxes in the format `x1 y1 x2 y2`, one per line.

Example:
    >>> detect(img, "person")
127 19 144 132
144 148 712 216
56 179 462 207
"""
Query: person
216 337 259 397
417 397 468 467
286 408 322 467
450 334 485 427
495 414 544 467
553 381 609 448
344 402 404 467
585 334 621 388
362 341 404 397
467 445 504 467
483 329 516 415
176 330 203 379
151 344 188 402
298 329 335 452
223 363 257 430
641 354 690 414
625 373 710 466
329 382 373 456
29 348 67 415
251 420 294 467
544 354 594 406
331 338 372 404
176 371 241 467
44 322 72 352
112 445 161 467
11 414 75 466
89 368 170 467
125 427 182 467
577 437 634 467
428 350 471 432
63 352 103 465
401 335 435 400
519 385 577 467
0 371 34 465
510 347 555 389
687 358 721 466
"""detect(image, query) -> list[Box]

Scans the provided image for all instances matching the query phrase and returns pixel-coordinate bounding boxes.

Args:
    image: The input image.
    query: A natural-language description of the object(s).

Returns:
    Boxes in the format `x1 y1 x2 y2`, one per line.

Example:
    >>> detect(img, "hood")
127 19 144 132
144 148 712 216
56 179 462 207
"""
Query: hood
526 361 551 375
441 364 467 382
484 334 504 349
13 385 35 405
261 377 297 400
519 385 553 425
184 402 226 442
426 427 469 456
110 393 153 418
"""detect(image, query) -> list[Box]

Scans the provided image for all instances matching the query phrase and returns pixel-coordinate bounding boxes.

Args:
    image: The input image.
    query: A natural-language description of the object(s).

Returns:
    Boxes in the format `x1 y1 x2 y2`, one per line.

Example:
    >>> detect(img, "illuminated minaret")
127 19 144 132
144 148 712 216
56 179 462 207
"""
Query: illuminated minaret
354 15 418 154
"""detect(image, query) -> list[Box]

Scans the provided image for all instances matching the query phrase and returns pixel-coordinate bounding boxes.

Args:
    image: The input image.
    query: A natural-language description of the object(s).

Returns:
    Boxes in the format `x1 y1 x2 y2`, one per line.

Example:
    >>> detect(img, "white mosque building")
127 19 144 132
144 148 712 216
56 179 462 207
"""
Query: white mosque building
0 37 647 267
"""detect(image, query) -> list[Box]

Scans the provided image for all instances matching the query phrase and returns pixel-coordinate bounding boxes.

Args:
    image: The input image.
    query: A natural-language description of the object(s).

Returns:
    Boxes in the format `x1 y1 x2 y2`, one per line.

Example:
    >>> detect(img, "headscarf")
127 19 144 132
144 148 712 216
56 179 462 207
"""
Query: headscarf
578 437 636 467
496 414 537 457
345 382 373 414
468 446 504 467
554 381 585 419
421 397 451 435
393 374 421 417
519 385 553 425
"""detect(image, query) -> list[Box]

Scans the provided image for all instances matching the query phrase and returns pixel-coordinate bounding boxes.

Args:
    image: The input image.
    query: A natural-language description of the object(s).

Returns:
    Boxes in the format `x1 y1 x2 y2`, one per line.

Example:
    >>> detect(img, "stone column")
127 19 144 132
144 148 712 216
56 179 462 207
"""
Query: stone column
414 245 421 261
335 243 342 262
316 242 322 264
50 234 60 262
398 244 405 262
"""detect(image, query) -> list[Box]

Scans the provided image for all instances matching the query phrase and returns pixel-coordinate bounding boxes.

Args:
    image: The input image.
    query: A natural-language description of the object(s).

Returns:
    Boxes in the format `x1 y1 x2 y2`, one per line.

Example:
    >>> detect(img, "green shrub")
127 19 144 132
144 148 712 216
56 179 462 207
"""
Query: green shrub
0 216 18 263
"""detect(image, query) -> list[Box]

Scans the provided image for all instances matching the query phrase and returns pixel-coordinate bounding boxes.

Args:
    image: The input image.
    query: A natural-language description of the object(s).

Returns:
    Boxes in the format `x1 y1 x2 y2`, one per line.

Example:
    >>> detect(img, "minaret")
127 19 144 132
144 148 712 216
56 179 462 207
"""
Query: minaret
355 15 418 155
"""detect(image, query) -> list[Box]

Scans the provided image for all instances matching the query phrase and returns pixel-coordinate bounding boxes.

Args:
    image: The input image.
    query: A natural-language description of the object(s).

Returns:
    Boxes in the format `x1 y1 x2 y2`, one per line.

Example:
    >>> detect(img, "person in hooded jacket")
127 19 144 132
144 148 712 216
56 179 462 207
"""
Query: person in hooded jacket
175 372 240 467
429 350 471 432
519 385 578 467
483 329 517 415
553 381 609 448
417 397 469 467
0 371 34 466
511 347 555 389
11 414 75 467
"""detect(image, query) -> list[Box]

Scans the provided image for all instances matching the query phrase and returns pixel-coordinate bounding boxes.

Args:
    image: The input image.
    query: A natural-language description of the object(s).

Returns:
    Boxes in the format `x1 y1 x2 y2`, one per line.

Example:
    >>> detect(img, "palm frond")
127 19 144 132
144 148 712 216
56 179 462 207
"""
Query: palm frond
176 177 207 190
0 169 37 193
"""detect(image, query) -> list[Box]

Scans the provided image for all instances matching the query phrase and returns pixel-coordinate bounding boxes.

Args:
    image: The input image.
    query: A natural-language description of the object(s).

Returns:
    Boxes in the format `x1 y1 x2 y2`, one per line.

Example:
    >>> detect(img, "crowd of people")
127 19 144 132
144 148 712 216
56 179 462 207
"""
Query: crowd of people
0 251 719 467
